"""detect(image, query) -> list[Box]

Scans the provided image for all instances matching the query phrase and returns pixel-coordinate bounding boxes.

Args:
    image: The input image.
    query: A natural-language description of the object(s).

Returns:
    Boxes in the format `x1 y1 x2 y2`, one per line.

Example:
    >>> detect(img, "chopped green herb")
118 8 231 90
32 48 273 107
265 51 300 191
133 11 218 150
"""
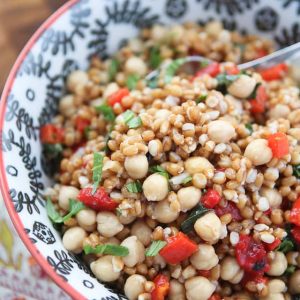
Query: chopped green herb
216 73 240 87
276 238 295 253
247 82 261 99
123 110 135 123
126 181 143 193
285 265 296 276
126 74 140 90
103 124 114 153
92 152 104 194
182 176 192 184
83 244 129 256
127 116 142 129
181 204 211 233
95 104 116 122
196 94 207 103
47 198 85 224
164 58 186 84
150 46 162 69
293 164 300 179
149 165 170 179
147 77 158 89
108 59 119 81
245 123 253 135
84 126 91 139
116 207 122 217
145 240 167 257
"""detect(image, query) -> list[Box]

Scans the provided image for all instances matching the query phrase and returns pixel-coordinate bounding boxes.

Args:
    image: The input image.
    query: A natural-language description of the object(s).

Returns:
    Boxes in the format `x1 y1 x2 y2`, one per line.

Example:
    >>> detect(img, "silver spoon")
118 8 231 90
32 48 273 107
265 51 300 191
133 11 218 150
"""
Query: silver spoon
146 42 300 82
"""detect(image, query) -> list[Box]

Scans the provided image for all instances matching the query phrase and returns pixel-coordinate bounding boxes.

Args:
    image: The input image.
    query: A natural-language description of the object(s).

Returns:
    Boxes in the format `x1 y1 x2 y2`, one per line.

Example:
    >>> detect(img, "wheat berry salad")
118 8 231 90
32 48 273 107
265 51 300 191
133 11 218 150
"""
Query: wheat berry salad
41 22 300 300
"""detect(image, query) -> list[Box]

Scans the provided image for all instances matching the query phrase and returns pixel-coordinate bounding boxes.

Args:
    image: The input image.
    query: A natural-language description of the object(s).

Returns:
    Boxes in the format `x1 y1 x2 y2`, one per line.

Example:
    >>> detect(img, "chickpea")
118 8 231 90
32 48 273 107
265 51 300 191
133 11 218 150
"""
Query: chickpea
153 199 180 223
220 256 244 284
205 21 223 37
184 157 214 175
119 214 136 225
185 276 216 300
58 186 79 211
96 212 124 237
125 56 147 76
260 188 282 208
289 270 300 294
244 139 272 166
268 104 290 120
103 82 119 98
67 70 89 92
76 209 96 232
177 187 201 212
190 244 219 270
194 212 222 244
131 220 152 246
59 95 76 117
143 174 168 201
90 255 121 282
125 154 149 179
267 252 287 276
124 274 146 300
62 226 87 253
260 294 285 300
267 279 286 294
207 120 236 143
151 24 168 42
121 236 145 267
227 74 256 98
169 279 186 300
233 293 254 300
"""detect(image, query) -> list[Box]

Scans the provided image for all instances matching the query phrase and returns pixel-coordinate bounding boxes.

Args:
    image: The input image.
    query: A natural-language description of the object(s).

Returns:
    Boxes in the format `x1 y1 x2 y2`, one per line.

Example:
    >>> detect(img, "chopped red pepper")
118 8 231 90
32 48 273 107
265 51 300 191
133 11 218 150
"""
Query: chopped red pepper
255 48 268 59
225 64 239 75
291 226 300 243
40 124 64 144
201 189 221 209
290 198 300 226
267 132 289 158
159 232 198 264
214 201 243 222
151 274 170 300
263 237 281 251
241 272 268 287
208 294 221 300
235 234 270 275
75 116 91 133
249 85 268 114
194 62 220 78
77 187 118 211
198 270 211 278
107 88 130 106
258 63 288 81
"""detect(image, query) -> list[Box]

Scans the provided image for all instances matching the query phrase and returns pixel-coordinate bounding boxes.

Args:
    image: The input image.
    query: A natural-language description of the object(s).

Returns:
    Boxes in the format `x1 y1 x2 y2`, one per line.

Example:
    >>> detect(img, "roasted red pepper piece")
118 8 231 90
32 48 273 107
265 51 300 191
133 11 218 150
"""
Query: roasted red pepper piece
208 294 221 300
77 187 118 211
159 232 198 264
151 274 170 300
235 234 270 275
201 189 221 209
241 272 268 288
198 270 211 278
75 116 91 133
249 85 267 114
290 198 300 226
263 237 281 251
107 88 130 106
194 62 220 78
40 124 64 144
267 132 289 158
258 63 288 81
291 226 300 243
214 201 242 222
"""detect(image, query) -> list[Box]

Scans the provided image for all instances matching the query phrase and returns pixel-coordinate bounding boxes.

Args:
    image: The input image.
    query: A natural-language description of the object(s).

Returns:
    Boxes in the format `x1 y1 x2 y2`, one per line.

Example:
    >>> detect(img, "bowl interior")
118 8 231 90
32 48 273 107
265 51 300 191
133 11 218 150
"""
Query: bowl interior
1 0 300 299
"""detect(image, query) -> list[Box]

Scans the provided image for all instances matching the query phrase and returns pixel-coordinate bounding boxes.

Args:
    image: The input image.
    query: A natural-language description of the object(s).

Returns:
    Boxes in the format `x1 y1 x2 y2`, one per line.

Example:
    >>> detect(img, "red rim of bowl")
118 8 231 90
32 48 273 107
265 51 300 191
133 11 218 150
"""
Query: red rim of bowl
0 1 87 299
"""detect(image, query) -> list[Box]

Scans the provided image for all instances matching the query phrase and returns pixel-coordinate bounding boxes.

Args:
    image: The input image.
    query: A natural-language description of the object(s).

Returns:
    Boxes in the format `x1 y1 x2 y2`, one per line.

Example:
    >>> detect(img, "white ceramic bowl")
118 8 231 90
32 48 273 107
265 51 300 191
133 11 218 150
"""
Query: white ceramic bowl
1 0 300 299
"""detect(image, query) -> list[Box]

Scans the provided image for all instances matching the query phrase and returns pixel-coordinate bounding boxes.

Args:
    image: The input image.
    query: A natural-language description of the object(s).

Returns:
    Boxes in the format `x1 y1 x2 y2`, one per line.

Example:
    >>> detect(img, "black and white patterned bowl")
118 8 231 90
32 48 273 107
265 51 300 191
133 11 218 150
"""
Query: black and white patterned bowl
1 0 300 299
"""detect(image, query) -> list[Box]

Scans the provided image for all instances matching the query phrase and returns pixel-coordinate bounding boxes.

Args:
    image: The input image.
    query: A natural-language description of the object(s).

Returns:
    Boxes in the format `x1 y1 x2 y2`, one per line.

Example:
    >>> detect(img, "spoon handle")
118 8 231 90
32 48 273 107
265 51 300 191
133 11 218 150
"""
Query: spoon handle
238 42 300 70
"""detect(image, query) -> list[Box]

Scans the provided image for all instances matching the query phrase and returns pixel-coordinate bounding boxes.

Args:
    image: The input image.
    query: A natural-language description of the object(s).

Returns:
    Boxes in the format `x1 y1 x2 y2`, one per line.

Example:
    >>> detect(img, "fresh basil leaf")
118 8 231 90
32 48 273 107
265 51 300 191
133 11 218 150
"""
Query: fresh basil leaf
123 110 135 123
276 238 295 253
164 58 186 84
181 204 211 233
145 240 167 257
84 126 91 139
127 116 142 129
247 82 261 99
96 104 116 122
92 152 104 194
126 181 142 193
196 94 207 103
150 46 162 69
126 74 140 90
62 199 86 222
285 265 296 276
108 59 119 81
83 244 129 256
46 198 63 223
149 165 170 179
182 176 192 184
245 123 253 135
293 164 300 179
